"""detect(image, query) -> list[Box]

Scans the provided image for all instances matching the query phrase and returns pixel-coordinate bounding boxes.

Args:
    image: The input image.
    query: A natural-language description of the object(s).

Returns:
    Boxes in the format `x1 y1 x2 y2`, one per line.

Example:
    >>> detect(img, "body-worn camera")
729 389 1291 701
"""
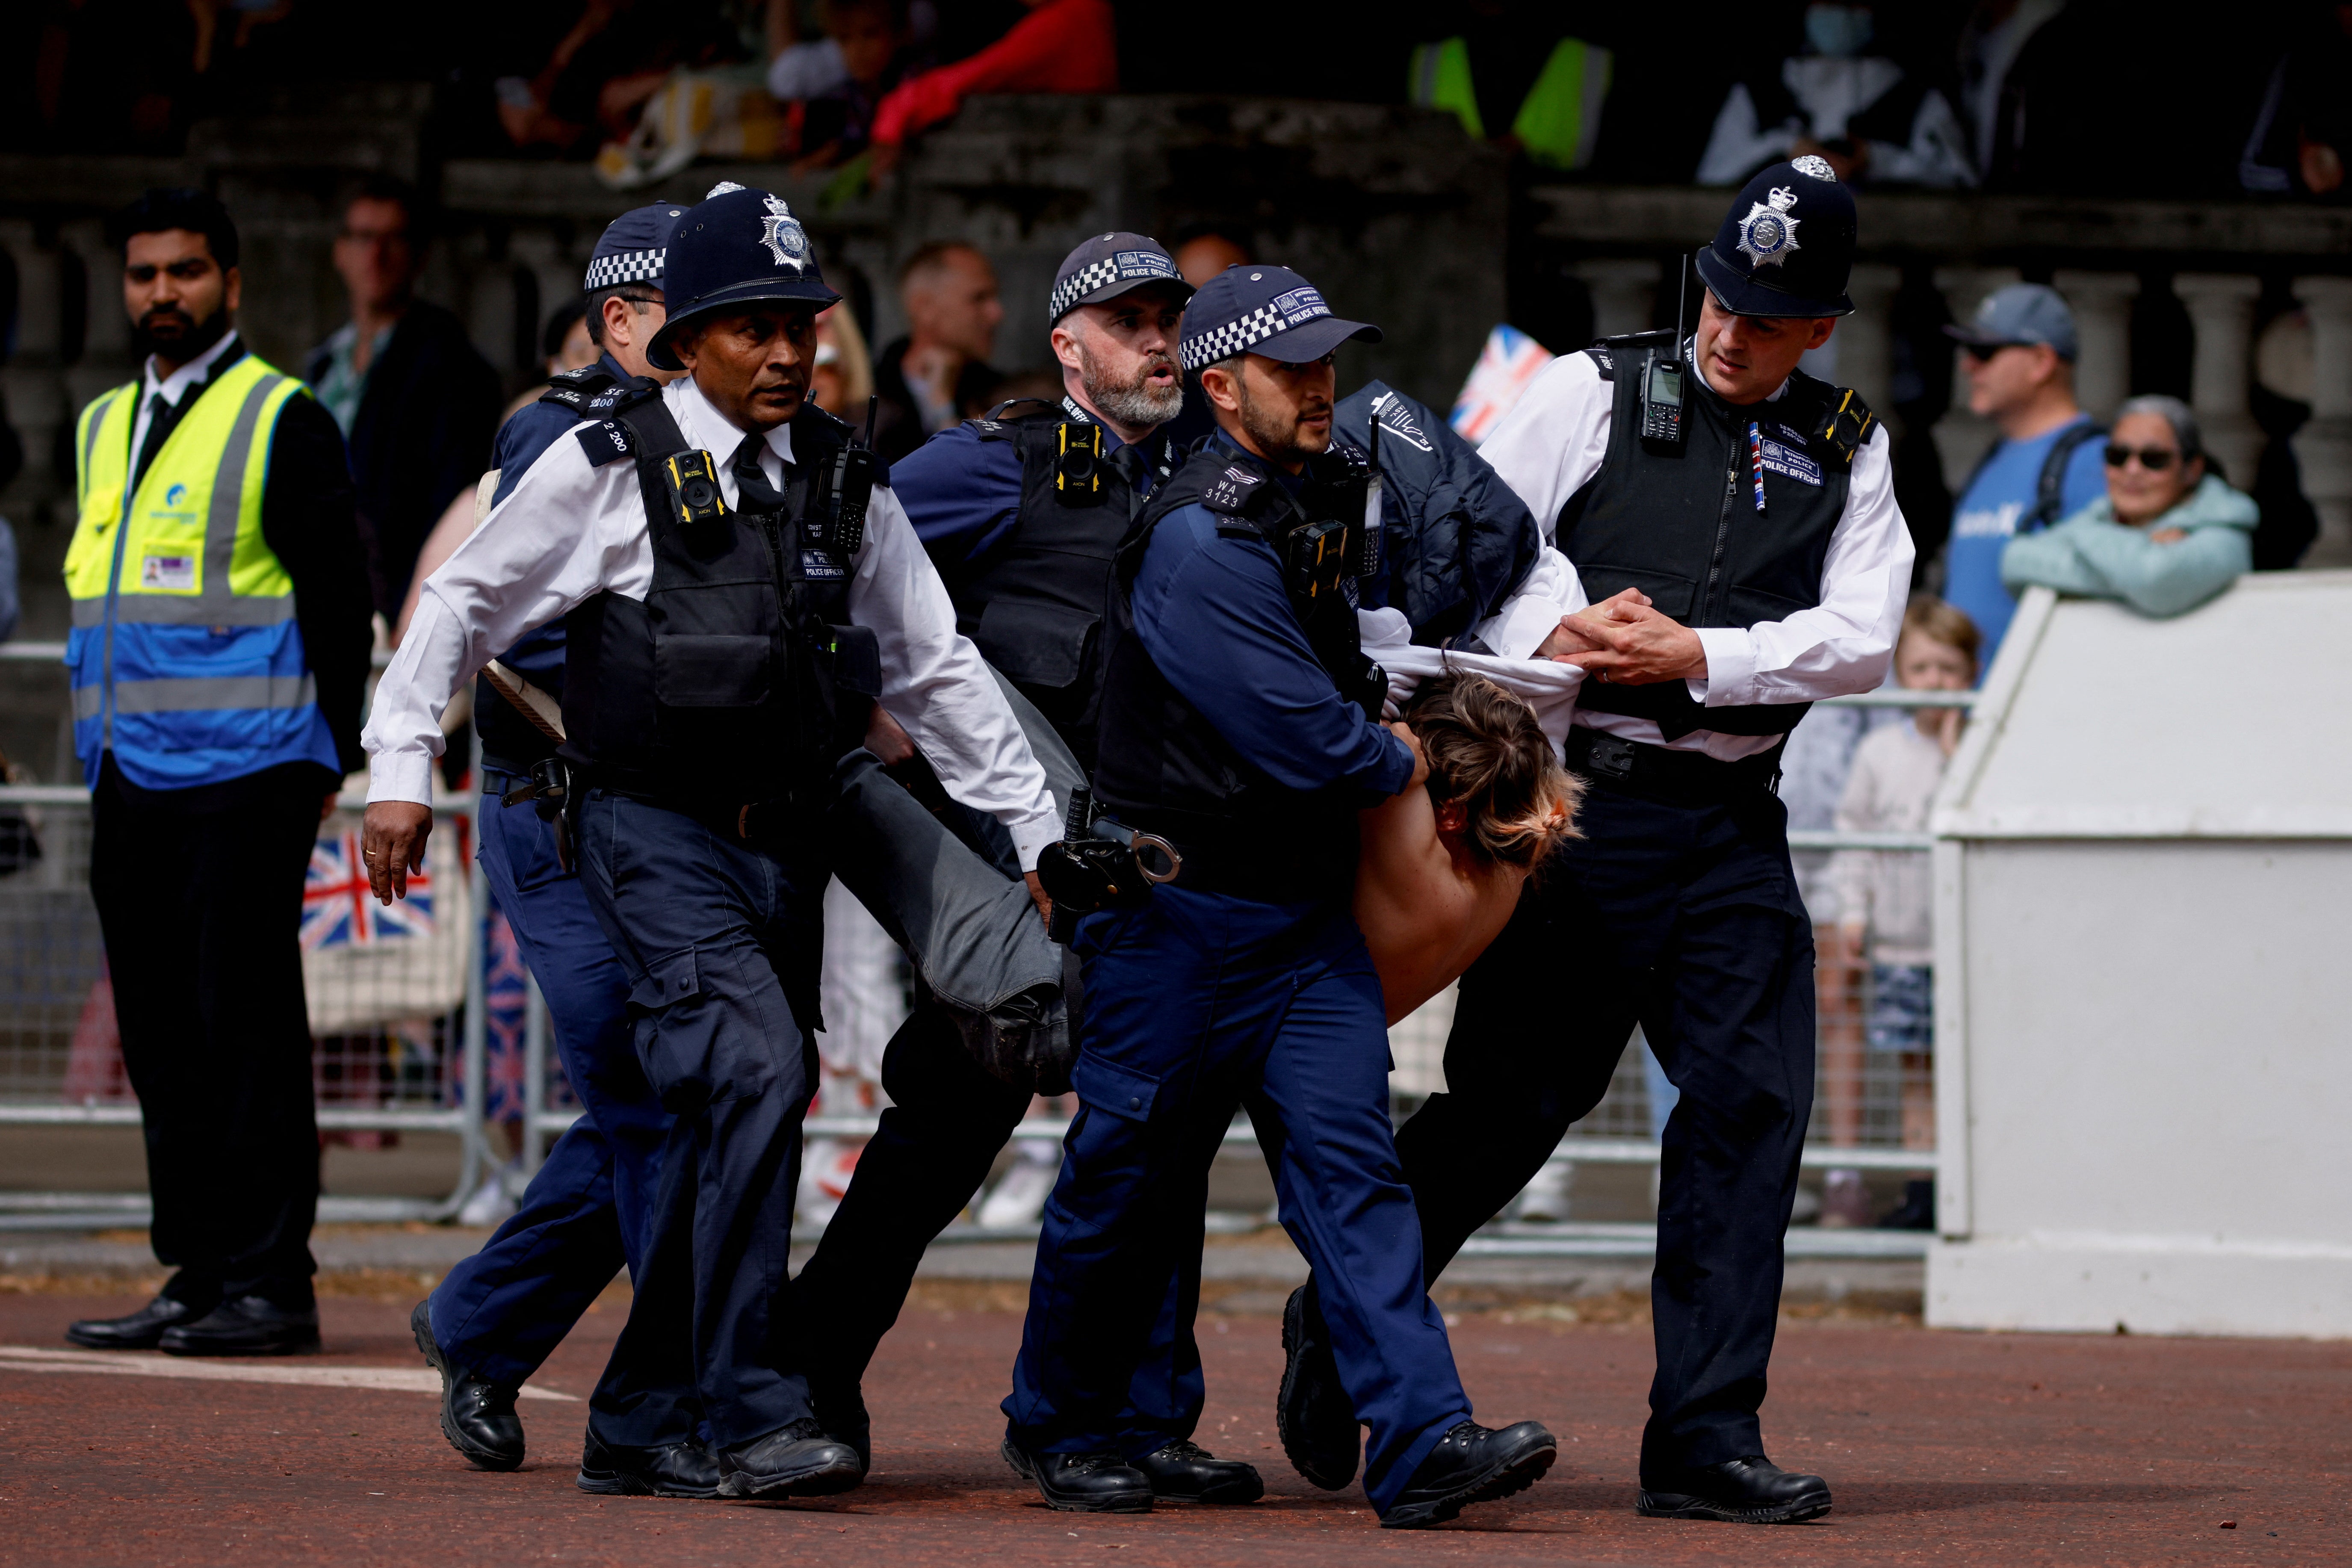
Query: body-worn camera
1054 420 1107 505
662 451 727 525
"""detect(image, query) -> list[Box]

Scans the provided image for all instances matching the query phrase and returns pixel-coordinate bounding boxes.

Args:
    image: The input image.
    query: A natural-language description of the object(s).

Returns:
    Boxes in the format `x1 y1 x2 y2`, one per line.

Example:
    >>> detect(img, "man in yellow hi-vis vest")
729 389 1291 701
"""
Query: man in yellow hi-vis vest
62 188 372 1358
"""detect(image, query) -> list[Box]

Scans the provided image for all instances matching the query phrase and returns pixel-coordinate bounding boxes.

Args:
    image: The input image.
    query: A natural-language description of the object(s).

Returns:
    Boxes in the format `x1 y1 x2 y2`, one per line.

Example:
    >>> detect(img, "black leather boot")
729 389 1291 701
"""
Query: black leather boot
1002 1439 1154 1513
66 1291 213 1350
1637 1455 1831 1523
808 1378 873 1474
1130 1440 1263 1503
577 1429 724 1498
157 1296 320 1357
1380 1420 1557 1529
1276 1283 1359 1490
411 1299 523 1471
716 1419 865 1499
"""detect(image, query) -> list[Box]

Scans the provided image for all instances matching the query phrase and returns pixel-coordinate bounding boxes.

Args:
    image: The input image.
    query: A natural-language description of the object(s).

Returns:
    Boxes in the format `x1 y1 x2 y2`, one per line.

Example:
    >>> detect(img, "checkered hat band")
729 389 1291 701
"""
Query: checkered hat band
1180 302 1294 372
1049 253 1178 320
584 248 665 290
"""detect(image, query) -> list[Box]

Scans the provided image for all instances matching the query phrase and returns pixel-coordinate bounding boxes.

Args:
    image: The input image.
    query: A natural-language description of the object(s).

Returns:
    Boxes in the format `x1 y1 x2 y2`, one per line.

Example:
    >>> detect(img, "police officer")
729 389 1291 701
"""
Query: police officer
786 233 1275 1501
408 203 689 1475
1001 264 1557 1528
361 184 1061 1502
1277 158 1914 1524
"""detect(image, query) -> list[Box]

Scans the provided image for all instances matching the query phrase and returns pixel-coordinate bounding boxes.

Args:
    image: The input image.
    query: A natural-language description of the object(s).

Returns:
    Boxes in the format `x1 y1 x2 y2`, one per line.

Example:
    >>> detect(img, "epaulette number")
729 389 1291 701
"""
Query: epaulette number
1202 465 1265 515
576 420 634 466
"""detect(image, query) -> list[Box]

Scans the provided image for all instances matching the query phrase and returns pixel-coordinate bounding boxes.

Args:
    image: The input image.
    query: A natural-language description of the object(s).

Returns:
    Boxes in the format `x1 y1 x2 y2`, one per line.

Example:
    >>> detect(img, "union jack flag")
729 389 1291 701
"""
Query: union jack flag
302 828 434 951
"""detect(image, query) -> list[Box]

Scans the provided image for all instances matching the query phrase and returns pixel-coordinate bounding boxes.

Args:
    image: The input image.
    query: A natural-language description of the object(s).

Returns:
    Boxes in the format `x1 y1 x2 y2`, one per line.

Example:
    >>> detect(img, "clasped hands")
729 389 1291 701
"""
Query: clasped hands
1535 587 1708 685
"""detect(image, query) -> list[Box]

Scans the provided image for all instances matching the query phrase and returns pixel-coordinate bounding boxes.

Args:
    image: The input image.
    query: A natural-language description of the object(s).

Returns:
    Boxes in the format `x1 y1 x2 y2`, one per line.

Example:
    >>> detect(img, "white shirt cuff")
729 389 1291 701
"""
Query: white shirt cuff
366 751 436 806
1692 626 1758 706
1006 806 1061 874
1484 595 1566 663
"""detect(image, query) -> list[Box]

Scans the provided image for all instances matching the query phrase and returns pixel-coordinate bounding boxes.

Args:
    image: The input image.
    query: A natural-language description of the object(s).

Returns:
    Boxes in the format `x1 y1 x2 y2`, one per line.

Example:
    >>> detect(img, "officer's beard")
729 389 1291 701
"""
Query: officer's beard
132 302 231 368
1078 342 1184 431
1231 372 1329 470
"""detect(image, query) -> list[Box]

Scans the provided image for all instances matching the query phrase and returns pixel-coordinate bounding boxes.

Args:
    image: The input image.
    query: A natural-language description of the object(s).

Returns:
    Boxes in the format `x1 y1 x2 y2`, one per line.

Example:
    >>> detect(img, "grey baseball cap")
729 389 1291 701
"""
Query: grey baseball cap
1944 283 2079 360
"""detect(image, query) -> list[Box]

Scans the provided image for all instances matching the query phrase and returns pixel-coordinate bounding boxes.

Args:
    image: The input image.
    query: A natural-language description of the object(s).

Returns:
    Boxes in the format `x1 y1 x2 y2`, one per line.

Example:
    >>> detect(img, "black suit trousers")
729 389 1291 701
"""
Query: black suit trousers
1394 779 1816 1480
89 759 323 1306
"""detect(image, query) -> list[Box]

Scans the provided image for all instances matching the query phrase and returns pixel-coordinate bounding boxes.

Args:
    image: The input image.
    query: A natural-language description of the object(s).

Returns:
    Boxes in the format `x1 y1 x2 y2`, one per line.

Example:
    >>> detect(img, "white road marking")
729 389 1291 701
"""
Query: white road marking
0 1345 578 1400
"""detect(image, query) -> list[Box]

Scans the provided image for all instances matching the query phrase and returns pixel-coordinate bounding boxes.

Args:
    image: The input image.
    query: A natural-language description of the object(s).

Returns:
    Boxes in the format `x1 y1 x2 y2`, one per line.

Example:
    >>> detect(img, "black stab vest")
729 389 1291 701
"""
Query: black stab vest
947 402 1162 767
560 398 877 805
1091 441 1373 880
1560 338 1864 740
475 361 654 774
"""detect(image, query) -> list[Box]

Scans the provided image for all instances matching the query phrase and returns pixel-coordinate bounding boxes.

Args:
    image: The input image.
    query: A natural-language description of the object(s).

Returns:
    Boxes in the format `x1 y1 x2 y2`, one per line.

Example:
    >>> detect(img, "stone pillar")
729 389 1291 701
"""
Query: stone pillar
0 220 70 523
2291 276 2352 568
1839 263 1902 437
1572 258 1661 341
1930 266 2021 494
2172 272 2265 492
62 220 136 420
2052 269 2138 422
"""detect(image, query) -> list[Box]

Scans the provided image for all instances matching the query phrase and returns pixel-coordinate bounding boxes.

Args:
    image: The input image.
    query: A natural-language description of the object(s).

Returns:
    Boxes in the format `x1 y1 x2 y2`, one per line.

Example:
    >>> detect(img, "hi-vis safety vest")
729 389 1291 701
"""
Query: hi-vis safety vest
1409 35 1613 172
65 351 340 790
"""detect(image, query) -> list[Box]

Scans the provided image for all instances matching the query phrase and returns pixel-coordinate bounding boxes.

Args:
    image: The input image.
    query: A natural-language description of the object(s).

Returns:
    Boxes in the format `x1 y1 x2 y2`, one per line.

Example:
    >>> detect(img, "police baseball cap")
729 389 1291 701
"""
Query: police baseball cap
1694 156 1857 319
1049 232 1192 324
1944 283 2080 361
582 203 687 292
648 182 840 372
1177 264 1381 372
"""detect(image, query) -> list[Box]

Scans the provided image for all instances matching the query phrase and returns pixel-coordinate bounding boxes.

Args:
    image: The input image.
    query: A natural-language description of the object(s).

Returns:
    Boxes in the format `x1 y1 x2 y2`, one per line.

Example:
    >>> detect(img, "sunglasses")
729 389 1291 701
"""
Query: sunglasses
2104 444 2178 471
1959 341 2036 362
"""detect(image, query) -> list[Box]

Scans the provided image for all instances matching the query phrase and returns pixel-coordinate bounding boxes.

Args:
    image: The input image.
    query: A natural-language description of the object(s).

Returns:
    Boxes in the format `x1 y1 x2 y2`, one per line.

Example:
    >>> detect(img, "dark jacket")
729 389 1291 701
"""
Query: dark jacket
305 299 503 618
871 336 1000 466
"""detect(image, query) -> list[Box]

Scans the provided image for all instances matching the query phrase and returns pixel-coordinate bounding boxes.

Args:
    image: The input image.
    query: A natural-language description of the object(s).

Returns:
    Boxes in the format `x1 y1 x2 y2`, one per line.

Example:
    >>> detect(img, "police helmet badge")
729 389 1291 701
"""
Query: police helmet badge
1735 185 1803 269
758 194 809 274
1790 154 1838 181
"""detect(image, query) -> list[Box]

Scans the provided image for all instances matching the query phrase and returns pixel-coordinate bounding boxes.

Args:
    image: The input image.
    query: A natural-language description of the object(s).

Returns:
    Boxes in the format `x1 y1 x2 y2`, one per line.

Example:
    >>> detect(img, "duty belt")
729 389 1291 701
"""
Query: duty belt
1565 726 1785 806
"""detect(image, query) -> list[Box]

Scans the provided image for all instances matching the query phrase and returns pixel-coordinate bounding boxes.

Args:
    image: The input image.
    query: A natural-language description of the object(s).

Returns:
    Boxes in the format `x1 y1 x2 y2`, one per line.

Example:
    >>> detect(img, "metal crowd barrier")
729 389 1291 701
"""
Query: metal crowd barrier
0 632 1966 1258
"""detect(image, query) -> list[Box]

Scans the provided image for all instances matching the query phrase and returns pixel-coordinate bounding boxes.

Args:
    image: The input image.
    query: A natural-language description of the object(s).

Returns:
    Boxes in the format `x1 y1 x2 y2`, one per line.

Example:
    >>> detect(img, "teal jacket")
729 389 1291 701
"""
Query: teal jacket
2000 473 2257 619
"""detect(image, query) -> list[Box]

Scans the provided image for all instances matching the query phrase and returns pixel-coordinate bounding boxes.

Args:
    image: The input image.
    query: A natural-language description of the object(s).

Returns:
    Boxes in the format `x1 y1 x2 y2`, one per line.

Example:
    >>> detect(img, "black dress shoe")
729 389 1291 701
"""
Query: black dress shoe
577 1429 724 1498
1001 1439 1154 1514
411 1299 523 1471
1130 1440 1263 1504
157 1296 320 1357
66 1292 211 1350
1380 1420 1557 1529
808 1379 872 1474
1277 1283 1359 1490
1637 1455 1831 1523
716 1418 865 1499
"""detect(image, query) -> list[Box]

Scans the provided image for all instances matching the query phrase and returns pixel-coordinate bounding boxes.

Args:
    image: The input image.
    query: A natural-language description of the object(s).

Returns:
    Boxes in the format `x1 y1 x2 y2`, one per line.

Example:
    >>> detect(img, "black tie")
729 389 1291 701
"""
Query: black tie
133 393 176 490
730 431 788 513
1110 441 1150 493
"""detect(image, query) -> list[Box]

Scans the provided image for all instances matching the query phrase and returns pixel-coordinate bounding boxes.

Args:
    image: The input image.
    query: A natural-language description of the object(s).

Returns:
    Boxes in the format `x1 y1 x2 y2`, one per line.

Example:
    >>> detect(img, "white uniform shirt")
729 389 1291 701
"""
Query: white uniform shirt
363 374 1063 869
129 328 243 470
1477 344 1915 761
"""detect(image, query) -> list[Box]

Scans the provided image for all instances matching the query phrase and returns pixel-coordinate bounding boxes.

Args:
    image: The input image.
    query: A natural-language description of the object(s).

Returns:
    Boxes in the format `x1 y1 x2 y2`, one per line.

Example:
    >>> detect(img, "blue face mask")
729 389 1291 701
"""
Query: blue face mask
1805 3 1875 58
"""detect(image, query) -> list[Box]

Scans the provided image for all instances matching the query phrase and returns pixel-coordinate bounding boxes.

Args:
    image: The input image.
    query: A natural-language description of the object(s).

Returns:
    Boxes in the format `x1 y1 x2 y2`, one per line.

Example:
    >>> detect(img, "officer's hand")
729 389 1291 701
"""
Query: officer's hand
1537 588 1649 661
864 705 918 767
1024 869 1052 929
362 802 434 905
1560 600 1708 685
1389 722 1431 791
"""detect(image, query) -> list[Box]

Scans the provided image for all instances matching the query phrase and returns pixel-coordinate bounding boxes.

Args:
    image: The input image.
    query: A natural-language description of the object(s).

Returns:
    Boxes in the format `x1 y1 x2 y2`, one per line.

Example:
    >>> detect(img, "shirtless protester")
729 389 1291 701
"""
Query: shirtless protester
1357 674 1583 1023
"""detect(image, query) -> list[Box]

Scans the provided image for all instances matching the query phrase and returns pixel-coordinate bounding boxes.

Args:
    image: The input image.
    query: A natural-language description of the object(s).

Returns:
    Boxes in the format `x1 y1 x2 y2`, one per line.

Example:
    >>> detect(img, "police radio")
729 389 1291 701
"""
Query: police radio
812 395 880 553
1639 254 1692 453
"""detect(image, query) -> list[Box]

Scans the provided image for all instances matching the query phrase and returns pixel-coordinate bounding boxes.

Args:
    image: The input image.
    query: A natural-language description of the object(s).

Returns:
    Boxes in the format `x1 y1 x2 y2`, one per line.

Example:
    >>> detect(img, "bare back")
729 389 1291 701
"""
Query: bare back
1353 786 1531 1025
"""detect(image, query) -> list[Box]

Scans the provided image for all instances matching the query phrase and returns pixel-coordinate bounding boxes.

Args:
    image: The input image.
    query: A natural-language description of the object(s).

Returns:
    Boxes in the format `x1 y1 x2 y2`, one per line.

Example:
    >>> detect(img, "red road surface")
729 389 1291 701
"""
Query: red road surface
1 1292 2343 1566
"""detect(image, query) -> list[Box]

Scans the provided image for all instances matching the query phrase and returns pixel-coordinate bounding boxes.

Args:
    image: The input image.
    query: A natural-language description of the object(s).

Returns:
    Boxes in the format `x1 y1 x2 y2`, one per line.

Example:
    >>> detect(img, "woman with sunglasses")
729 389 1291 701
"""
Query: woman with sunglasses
1999 394 2257 618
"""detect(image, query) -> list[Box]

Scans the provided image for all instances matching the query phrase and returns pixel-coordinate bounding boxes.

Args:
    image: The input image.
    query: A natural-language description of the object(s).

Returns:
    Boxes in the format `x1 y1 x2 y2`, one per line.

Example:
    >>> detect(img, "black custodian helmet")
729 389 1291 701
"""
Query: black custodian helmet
648 183 841 371
1693 156 1857 319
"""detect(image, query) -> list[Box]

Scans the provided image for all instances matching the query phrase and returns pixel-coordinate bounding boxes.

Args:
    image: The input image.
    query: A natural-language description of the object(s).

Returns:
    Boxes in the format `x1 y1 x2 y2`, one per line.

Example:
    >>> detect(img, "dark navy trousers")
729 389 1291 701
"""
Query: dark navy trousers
1395 780 1815 1482
576 788 828 1450
1005 886 1471 1515
428 788 668 1393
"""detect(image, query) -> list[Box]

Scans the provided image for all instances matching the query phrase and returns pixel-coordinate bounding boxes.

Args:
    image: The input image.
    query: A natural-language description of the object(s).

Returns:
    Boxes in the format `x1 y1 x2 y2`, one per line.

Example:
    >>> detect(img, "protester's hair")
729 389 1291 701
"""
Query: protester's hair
897 239 985 293
585 283 662 346
1900 594 1981 675
1402 674 1581 870
108 187 239 269
2113 394 2202 463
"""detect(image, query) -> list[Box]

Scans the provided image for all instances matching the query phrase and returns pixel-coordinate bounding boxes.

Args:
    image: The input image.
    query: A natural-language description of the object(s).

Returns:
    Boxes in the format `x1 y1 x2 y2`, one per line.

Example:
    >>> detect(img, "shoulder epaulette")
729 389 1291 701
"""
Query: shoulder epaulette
1583 328 1677 384
575 419 635 467
1200 462 1269 521
968 397 1058 440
